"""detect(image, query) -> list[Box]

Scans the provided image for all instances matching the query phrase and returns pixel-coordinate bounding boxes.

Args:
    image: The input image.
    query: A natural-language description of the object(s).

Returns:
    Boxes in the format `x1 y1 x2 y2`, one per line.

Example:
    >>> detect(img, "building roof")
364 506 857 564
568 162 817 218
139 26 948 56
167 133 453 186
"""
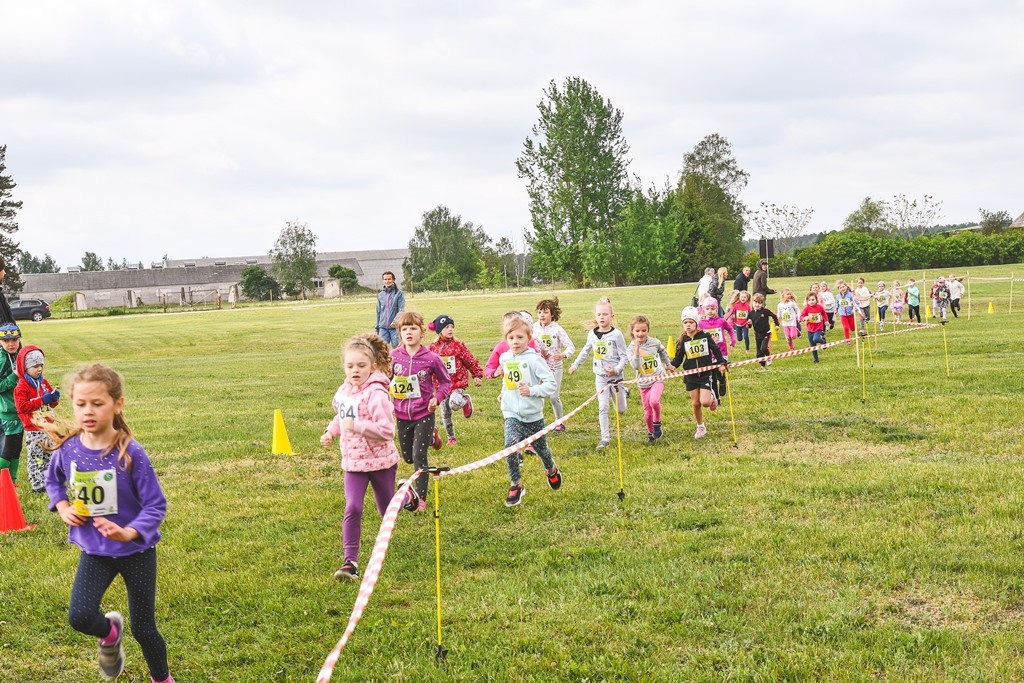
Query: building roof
1012 212 1024 229
162 248 409 269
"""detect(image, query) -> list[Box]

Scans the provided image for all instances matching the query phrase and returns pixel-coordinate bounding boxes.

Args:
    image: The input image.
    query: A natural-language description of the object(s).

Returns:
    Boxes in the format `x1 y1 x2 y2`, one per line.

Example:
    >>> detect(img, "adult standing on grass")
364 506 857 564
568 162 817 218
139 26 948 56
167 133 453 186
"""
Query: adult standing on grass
375 271 405 347
733 265 752 293
751 259 775 303
695 267 715 306
712 266 729 315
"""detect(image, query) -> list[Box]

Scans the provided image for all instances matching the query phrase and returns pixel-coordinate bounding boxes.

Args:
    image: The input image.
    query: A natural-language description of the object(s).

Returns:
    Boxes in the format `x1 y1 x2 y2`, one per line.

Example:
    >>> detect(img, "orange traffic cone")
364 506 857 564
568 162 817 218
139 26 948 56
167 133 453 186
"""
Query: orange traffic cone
0 468 36 533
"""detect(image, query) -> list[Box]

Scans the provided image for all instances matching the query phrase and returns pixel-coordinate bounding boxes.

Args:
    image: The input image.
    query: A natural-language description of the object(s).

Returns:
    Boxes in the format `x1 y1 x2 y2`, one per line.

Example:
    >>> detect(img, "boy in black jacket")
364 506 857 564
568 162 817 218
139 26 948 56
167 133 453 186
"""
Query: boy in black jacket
669 306 726 439
748 293 780 369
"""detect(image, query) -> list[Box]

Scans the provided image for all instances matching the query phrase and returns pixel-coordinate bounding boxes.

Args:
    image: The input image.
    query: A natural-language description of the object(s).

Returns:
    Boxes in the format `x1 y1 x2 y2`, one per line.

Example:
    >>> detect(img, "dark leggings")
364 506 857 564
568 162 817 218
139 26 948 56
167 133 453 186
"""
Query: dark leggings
908 304 921 323
755 333 771 366
397 414 435 499
69 548 168 681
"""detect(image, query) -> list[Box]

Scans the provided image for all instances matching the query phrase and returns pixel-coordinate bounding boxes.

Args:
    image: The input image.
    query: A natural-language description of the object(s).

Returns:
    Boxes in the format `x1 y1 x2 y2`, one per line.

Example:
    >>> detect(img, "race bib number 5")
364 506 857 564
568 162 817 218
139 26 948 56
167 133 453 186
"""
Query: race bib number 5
70 462 118 517
503 361 531 390
684 338 709 360
389 375 421 400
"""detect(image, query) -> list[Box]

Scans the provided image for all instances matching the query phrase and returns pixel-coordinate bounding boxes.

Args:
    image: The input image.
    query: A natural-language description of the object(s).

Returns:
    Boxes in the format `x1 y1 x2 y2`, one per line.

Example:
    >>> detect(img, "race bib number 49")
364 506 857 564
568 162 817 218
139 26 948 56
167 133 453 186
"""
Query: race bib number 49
389 375 421 400
503 361 531 390
69 462 118 517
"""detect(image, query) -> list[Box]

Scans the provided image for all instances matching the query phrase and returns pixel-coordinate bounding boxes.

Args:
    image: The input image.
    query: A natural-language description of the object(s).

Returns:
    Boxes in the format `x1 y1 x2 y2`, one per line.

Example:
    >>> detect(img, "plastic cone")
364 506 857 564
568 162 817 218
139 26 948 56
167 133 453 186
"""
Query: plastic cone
0 468 35 533
925 305 931 318
272 409 295 455
770 319 779 341
988 302 995 314
666 334 675 358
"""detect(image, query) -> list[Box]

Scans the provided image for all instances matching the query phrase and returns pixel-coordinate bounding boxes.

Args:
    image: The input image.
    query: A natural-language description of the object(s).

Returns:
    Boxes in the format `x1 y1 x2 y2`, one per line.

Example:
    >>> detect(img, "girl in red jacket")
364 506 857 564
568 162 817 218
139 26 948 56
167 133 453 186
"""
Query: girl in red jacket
799 293 828 363
428 314 483 446
321 333 415 582
14 345 59 492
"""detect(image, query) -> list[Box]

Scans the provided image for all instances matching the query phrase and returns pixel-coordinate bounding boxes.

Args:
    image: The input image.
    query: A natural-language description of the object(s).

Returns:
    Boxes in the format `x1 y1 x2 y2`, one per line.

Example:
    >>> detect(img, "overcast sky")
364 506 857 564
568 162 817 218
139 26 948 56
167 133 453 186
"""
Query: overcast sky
3 1 1022 270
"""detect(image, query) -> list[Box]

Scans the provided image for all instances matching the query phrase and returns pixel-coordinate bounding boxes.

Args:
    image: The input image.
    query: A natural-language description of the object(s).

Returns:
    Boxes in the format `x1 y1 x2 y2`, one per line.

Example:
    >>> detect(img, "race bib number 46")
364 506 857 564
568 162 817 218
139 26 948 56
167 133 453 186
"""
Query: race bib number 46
70 462 118 517
684 338 709 360
389 375 421 400
503 361 531 390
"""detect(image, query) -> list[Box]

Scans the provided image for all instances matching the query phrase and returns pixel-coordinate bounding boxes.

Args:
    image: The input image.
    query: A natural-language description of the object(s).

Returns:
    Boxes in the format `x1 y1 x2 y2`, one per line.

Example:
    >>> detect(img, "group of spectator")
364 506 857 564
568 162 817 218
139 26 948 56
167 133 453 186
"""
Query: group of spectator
697 260 775 314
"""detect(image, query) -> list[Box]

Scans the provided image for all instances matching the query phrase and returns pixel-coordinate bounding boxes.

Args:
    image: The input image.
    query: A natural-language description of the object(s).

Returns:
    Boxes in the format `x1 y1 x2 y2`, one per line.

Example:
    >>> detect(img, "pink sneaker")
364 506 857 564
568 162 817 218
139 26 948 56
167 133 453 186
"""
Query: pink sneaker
694 424 707 439
431 427 442 450
462 395 473 419
446 437 457 447
416 498 427 513
708 394 719 412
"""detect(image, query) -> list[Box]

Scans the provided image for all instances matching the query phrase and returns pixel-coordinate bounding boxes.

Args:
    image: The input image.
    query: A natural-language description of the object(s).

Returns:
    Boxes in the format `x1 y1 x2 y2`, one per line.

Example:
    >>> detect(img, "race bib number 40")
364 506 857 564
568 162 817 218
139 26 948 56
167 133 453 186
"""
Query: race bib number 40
389 375 421 400
503 361 531 390
70 462 118 517
684 338 709 360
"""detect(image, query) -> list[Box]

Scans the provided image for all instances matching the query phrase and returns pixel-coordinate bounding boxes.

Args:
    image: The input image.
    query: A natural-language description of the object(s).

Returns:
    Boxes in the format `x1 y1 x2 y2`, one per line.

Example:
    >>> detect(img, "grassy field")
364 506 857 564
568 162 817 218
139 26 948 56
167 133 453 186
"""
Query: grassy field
2 264 1023 682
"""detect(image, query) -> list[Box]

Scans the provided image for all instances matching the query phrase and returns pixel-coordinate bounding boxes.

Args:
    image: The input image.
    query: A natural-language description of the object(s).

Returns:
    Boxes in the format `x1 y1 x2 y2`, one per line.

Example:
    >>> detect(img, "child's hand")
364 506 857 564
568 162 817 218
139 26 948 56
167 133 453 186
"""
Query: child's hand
341 417 355 433
605 367 616 376
320 432 334 447
554 352 565 361
57 503 86 528
474 377 482 387
428 397 438 412
567 366 577 375
518 382 531 397
92 517 139 542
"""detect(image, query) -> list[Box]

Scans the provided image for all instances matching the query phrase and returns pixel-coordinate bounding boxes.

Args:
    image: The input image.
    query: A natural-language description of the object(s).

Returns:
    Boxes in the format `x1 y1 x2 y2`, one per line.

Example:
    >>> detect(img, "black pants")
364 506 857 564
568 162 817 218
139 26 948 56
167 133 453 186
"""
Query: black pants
755 333 772 366
951 299 960 317
397 414 436 499
908 304 921 323
69 548 168 681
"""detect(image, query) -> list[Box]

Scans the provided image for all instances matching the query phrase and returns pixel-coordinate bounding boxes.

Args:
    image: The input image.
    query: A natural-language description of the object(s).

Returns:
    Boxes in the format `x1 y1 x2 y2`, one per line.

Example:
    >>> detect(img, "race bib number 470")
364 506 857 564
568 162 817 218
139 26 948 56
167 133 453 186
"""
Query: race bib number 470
69 462 118 517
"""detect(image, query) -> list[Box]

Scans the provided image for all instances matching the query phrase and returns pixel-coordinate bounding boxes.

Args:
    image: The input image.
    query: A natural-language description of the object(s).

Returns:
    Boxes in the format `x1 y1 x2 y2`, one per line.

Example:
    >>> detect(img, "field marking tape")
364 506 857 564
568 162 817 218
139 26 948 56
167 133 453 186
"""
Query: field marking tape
316 321 941 680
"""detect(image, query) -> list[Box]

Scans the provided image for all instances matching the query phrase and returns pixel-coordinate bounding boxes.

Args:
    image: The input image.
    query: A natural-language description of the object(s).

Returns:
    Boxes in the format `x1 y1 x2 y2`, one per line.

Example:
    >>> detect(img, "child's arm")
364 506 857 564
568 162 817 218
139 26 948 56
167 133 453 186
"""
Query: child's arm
568 337 593 374
484 343 504 378
458 342 485 384
708 335 727 368
556 326 575 361
669 339 685 370
523 356 556 398
722 318 736 346
657 341 671 368
115 447 167 544
611 333 629 374
626 339 642 370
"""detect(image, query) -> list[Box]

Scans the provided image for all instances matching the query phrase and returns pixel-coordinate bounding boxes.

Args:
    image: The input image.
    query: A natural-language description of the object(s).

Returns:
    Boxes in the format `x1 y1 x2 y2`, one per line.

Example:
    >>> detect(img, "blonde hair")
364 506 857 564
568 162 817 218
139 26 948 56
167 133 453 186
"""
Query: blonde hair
727 291 741 307
836 279 849 291
628 315 651 339
344 333 392 378
584 296 615 330
780 287 795 302
503 316 532 339
42 364 134 471
752 293 765 304
392 310 425 331
717 266 728 283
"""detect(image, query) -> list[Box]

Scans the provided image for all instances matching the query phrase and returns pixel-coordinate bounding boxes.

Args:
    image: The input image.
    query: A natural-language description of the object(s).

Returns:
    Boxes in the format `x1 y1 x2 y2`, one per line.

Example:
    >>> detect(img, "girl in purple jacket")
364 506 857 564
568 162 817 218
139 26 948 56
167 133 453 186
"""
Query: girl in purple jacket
389 311 451 507
44 364 174 683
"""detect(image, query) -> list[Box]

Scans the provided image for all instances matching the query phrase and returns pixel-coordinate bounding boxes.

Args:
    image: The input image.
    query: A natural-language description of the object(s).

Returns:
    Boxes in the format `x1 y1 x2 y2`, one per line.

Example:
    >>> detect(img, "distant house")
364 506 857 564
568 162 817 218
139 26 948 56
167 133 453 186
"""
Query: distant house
19 248 409 309
1011 212 1024 229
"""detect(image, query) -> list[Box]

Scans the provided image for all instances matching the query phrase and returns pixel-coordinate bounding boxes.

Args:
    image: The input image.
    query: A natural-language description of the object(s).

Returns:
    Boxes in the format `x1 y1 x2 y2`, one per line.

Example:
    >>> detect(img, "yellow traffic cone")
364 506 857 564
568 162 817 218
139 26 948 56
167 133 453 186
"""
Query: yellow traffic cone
666 334 675 358
272 409 295 455
988 301 995 314
770 319 779 341
925 304 931 318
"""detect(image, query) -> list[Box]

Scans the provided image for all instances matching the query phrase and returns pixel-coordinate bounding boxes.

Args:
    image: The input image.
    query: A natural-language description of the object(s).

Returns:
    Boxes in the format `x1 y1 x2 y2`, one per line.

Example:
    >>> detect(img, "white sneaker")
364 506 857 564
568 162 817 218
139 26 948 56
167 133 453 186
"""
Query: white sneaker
694 424 707 439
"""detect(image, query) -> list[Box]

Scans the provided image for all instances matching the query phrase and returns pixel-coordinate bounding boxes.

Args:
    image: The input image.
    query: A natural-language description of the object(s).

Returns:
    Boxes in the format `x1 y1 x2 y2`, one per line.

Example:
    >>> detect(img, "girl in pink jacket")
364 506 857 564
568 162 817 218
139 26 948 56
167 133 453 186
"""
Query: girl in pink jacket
321 333 415 582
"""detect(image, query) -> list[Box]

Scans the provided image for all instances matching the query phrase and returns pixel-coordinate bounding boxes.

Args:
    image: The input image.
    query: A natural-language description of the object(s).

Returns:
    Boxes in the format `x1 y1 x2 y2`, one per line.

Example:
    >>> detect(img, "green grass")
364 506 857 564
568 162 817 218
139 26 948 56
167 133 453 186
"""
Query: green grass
2 264 1024 682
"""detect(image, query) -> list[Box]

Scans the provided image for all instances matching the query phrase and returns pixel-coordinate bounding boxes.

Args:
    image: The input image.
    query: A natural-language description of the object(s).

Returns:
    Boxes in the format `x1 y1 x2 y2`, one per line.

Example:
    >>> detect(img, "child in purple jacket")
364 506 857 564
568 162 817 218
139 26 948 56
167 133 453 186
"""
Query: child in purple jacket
389 311 452 506
698 297 735 398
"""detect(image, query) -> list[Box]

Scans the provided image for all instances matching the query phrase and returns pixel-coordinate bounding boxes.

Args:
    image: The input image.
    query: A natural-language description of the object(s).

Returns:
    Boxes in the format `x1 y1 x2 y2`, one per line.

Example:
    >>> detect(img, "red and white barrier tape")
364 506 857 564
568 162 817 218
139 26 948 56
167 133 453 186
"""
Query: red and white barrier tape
316 321 942 680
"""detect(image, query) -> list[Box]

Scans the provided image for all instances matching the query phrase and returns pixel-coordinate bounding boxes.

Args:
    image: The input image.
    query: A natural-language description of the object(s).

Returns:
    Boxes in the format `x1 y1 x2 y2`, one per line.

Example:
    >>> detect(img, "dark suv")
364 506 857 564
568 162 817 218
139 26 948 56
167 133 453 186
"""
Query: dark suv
10 298 51 322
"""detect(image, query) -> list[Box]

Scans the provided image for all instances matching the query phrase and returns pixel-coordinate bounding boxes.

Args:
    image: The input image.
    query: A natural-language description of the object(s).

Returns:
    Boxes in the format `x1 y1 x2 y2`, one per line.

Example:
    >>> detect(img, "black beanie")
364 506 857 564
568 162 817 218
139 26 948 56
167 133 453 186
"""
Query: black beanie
430 314 454 332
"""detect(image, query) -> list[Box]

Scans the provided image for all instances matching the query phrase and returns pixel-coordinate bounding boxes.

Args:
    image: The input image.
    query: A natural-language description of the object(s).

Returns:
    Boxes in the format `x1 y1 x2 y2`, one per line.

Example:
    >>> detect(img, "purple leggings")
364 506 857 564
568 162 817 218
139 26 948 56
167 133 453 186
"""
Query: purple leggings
343 465 397 563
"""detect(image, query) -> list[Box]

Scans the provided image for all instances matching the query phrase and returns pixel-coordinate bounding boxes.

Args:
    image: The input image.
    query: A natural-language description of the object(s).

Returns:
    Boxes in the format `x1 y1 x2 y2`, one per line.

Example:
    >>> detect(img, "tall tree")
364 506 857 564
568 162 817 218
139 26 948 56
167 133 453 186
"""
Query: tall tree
517 77 631 286
404 205 487 290
979 208 1012 235
843 197 892 235
679 134 748 268
0 145 23 293
750 202 815 254
15 251 60 274
81 252 105 271
682 133 749 201
890 194 943 239
270 220 318 298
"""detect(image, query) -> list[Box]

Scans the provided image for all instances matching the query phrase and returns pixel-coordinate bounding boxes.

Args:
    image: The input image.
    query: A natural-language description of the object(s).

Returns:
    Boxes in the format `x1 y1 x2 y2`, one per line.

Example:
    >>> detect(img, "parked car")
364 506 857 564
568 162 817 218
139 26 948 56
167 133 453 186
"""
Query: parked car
10 298 51 322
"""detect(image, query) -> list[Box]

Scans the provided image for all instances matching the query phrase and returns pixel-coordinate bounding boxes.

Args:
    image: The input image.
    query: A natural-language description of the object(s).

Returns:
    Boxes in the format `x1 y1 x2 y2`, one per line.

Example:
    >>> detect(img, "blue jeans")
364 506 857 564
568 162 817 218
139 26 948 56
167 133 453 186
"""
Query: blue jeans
377 327 399 347
504 418 555 484
735 324 750 350
807 330 825 361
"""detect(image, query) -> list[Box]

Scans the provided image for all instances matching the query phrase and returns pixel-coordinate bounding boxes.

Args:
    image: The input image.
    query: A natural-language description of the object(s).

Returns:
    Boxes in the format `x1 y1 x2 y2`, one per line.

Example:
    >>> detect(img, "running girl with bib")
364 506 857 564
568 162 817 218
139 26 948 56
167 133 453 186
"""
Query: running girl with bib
626 315 671 444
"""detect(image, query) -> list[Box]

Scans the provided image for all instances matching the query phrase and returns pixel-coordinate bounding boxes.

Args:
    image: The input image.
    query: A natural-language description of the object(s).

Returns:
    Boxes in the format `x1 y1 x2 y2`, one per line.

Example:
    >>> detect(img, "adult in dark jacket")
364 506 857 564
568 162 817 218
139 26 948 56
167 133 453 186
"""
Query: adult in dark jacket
733 266 751 293
375 271 405 347
751 260 776 300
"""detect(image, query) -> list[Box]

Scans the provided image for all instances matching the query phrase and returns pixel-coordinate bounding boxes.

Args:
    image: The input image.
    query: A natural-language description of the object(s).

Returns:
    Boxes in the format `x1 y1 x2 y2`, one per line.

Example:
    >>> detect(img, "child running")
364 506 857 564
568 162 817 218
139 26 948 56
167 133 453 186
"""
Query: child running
818 281 837 331
891 280 905 324
699 297 735 398
484 311 548 379
428 314 483 446
799 293 827 363
906 278 922 323
669 307 727 439
725 291 752 352
748 294 779 368
321 334 414 581
14 345 60 492
933 276 951 321
874 281 891 330
534 297 575 432
776 288 801 351
390 311 451 509
0 323 23 486
854 277 872 335
626 315 671 443
43 364 174 683
568 297 628 451
498 315 562 507
835 280 856 342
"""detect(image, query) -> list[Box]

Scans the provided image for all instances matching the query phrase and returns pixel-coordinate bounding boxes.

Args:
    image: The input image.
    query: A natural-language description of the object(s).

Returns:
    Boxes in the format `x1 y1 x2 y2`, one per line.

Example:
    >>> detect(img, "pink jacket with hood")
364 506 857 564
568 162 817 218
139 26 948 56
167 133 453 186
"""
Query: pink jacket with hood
325 369 400 473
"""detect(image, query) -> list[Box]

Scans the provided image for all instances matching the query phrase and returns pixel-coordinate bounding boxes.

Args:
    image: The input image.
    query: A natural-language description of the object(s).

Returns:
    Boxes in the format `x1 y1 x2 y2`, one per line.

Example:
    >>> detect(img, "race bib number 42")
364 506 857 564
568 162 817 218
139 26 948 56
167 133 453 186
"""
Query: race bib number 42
389 375 421 400
594 340 609 359
69 462 118 517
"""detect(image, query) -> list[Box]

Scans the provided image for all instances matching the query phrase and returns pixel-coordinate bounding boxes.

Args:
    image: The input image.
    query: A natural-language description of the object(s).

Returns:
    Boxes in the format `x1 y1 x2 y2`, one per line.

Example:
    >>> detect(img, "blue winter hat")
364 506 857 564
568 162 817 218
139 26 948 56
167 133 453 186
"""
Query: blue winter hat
0 324 20 339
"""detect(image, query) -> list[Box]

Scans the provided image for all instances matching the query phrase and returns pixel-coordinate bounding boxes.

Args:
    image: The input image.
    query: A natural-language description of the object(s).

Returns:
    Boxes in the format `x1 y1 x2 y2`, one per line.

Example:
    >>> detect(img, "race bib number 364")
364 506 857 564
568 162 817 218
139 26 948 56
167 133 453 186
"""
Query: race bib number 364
70 462 118 517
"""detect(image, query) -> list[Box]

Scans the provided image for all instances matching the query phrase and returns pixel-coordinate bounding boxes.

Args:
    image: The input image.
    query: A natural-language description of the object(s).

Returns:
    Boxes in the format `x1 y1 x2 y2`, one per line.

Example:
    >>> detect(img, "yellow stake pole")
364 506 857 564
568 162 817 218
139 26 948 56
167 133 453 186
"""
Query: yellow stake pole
430 468 450 662
855 331 860 369
1010 273 1015 315
967 271 971 320
866 330 874 366
725 369 738 447
942 323 951 377
613 384 625 501
860 333 868 402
